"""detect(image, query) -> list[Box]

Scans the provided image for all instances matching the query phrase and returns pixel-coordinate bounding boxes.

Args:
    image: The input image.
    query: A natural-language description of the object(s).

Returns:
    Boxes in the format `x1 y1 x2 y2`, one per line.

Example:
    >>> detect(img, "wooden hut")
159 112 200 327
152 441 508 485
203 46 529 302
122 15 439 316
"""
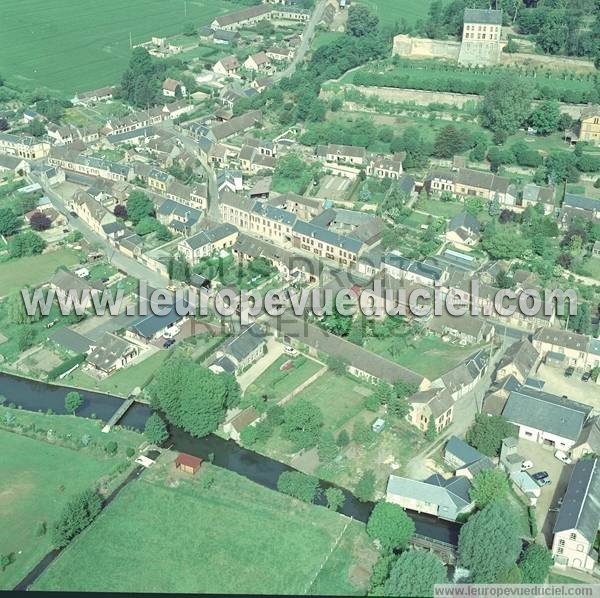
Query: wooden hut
175 453 203 475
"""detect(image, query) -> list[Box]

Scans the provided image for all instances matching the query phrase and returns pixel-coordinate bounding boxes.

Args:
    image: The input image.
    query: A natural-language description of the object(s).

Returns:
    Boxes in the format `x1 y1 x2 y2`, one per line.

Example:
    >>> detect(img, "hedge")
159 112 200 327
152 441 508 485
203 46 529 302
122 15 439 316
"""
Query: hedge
47 353 86 381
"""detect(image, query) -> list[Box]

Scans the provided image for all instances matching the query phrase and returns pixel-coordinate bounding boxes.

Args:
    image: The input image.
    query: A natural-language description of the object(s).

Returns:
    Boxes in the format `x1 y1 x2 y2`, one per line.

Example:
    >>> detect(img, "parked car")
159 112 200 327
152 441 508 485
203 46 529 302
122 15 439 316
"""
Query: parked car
283 345 297 356
582 371 592 382
564 366 574 377
162 326 181 340
555 450 572 464
532 471 549 481
535 477 552 487
521 460 534 471
163 338 176 349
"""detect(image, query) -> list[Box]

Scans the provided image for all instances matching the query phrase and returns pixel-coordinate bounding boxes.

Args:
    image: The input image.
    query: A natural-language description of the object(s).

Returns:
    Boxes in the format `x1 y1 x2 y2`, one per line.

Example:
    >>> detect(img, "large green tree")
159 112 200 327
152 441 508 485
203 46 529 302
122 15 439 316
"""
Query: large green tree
469 469 510 508
64 391 83 414
8 231 46 258
151 358 240 438
529 100 560 135
126 191 154 225
480 74 534 139
383 550 447 597
120 47 163 108
144 413 169 445
0 207 21 236
465 414 517 457
282 398 323 449
458 501 522 583
367 502 415 551
51 489 102 548
346 4 379 37
277 471 320 503
519 544 553 583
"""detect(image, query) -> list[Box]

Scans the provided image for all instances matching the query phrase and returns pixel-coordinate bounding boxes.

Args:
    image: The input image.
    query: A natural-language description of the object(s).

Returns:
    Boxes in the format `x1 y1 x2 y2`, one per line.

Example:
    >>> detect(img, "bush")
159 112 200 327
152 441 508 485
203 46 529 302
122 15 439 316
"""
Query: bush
364 394 380 412
105 441 118 455
277 471 320 503
47 354 86 381
126 447 135 458
51 489 102 548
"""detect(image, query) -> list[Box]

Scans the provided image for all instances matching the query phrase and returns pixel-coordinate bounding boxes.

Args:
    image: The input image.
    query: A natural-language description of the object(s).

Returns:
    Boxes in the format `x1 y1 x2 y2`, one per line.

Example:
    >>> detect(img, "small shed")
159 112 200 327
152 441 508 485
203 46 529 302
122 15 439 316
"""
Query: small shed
175 453 203 475
372 418 385 433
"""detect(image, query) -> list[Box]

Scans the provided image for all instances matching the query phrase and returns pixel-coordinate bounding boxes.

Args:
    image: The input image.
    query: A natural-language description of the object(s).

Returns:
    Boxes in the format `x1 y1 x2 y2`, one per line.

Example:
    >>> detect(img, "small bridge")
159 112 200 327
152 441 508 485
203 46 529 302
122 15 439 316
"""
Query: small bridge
412 533 458 565
102 398 135 433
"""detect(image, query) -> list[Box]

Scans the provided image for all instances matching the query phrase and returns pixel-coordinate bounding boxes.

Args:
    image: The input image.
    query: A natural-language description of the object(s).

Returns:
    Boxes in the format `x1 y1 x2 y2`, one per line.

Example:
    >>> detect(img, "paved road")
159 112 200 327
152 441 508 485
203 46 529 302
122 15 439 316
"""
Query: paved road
276 0 328 81
29 173 168 289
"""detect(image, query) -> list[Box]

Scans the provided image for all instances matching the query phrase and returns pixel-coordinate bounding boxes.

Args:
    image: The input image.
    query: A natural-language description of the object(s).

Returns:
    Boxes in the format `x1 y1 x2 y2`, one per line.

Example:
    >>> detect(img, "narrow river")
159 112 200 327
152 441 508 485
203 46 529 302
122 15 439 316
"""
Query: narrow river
0 372 460 546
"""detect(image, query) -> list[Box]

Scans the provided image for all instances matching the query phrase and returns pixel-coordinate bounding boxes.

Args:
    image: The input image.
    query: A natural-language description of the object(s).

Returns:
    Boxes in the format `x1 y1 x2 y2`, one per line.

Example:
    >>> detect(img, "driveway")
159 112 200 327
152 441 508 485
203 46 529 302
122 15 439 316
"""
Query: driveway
236 336 284 392
537 364 599 413
517 438 572 545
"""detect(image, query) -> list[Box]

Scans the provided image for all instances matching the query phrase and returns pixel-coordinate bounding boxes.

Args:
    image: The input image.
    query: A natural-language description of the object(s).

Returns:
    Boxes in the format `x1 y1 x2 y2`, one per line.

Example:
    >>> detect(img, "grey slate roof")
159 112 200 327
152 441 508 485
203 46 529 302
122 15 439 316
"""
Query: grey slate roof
553 459 600 544
184 224 237 251
448 211 481 235
252 202 297 227
502 387 591 442
293 221 363 254
87 332 135 371
464 8 503 25
49 327 94 354
224 323 265 362
563 192 600 213
445 436 485 468
130 299 189 339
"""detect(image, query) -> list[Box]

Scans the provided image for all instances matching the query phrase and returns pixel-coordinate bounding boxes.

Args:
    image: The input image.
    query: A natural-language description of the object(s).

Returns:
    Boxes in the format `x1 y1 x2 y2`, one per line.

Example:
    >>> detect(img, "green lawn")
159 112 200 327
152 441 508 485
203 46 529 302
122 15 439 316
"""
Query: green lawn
364 334 486 379
415 198 465 219
34 465 375 594
312 31 344 50
0 249 79 298
61 350 169 397
0 427 136 590
245 355 323 404
1 0 232 94
547 572 584 584
296 372 372 432
361 0 433 26
581 256 600 279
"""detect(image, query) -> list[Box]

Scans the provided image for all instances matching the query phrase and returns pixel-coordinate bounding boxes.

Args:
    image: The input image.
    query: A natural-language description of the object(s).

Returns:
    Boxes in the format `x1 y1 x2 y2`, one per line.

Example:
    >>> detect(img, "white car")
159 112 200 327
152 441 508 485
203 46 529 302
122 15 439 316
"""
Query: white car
554 450 572 465
521 460 534 471
162 326 181 340
283 345 298 356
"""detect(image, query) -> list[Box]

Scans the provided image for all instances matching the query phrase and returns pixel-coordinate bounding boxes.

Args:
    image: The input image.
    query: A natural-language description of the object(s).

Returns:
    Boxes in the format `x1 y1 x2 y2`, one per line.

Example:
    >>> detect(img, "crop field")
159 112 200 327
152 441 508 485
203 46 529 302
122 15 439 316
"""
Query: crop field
33 465 375 594
1 0 232 94
361 0 433 26
0 428 133 590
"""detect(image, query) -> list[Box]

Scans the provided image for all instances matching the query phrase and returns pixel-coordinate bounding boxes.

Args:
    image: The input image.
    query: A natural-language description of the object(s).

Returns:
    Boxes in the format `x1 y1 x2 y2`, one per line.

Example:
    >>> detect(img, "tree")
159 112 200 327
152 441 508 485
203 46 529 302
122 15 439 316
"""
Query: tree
64 391 83 414
318 430 338 463
277 471 320 503
337 429 350 447
29 211 52 231
326 355 348 376
0 553 14 571
325 487 345 512
0 207 21 236
29 119 46 137
466 414 517 457
352 420 376 446
530 100 560 135
434 124 467 159
8 231 46 257
470 469 510 508
519 544 553 583
169 253 190 282
425 417 437 441
144 413 169 444
383 550 447 597
151 357 240 438
51 489 102 548
183 22 196 36
282 399 323 449
458 501 521 583
135 216 160 236
346 4 379 37
114 204 128 220
355 469 376 502
367 502 415 550
480 74 534 137
120 47 163 108
375 380 394 405
126 191 154 224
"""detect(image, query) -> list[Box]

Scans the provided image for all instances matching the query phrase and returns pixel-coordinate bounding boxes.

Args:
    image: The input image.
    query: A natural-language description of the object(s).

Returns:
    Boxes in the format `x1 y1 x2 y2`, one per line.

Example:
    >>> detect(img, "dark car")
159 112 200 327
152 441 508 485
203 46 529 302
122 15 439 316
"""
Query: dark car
532 471 549 481
163 338 176 349
564 366 574 377
582 371 592 382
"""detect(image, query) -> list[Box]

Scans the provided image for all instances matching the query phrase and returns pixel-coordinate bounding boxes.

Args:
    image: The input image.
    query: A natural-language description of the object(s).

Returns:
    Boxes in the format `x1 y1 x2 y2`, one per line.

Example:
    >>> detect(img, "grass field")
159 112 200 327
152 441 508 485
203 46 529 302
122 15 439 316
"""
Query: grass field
34 465 375 594
297 372 372 433
1 0 232 94
361 0 433 26
415 198 465 219
0 428 134 590
61 350 169 397
245 355 323 403
364 334 485 379
0 249 79 298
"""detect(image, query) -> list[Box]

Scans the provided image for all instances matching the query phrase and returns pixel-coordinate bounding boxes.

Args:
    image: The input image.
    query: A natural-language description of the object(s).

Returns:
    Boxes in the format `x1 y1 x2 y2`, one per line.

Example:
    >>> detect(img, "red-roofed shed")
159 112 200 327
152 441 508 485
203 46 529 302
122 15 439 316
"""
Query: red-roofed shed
175 453 203 475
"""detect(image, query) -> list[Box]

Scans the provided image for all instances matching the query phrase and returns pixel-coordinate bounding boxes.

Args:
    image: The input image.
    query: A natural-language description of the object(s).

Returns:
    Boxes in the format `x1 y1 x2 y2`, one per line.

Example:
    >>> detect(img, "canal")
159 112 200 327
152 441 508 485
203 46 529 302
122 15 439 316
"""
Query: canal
0 372 460 546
